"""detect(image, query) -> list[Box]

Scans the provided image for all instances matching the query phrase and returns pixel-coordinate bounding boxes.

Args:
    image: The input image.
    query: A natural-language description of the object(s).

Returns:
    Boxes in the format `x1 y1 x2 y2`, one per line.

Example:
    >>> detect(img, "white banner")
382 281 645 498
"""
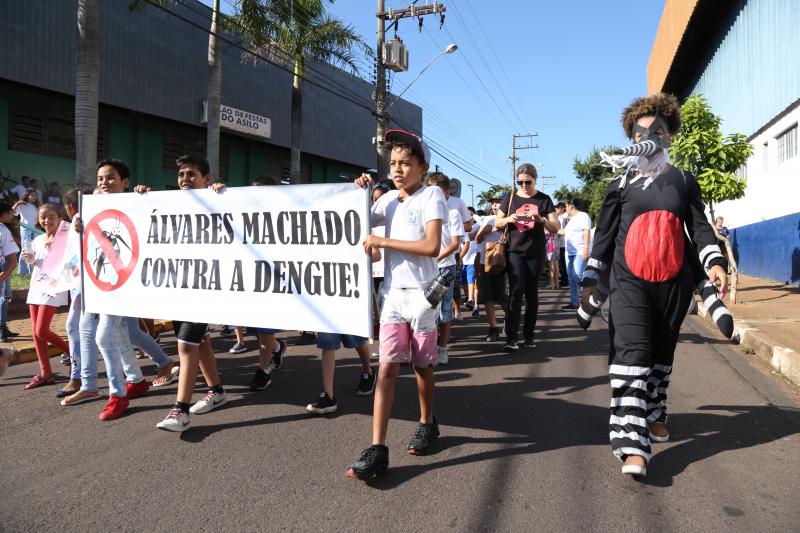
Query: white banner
80 184 372 337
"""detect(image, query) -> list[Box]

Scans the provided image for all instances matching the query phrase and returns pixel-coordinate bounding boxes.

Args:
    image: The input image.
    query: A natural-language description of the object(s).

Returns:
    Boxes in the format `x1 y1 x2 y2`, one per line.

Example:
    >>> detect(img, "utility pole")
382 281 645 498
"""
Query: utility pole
375 1 446 181
510 133 538 180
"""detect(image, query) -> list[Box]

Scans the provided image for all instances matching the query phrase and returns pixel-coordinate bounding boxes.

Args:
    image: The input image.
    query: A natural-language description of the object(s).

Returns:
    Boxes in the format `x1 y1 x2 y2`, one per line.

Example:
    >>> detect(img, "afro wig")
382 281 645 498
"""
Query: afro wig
621 93 681 139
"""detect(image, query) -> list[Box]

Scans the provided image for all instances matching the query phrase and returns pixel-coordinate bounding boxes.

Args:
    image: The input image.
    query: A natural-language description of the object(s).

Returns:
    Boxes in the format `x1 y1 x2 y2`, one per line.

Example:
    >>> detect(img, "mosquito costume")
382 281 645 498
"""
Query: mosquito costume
580 94 729 465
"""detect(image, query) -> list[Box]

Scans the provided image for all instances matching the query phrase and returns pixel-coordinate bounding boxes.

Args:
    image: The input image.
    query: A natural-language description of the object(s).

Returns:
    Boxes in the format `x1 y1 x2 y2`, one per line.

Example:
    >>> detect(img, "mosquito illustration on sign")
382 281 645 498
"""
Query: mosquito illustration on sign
82 209 140 292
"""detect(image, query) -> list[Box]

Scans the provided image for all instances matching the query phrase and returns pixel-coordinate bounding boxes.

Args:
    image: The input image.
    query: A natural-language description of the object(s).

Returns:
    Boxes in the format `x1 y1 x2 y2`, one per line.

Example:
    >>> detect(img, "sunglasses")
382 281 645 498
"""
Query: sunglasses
516 180 534 186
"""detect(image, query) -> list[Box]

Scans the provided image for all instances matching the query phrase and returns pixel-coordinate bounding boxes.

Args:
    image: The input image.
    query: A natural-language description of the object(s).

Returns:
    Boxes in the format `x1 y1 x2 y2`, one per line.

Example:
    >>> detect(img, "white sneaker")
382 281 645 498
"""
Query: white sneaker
190 390 227 414
156 407 191 432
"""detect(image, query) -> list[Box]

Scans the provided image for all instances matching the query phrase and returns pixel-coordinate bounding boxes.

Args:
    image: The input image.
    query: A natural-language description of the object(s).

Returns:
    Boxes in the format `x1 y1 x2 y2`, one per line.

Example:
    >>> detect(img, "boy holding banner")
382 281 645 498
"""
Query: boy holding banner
135 155 228 432
346 130 447 480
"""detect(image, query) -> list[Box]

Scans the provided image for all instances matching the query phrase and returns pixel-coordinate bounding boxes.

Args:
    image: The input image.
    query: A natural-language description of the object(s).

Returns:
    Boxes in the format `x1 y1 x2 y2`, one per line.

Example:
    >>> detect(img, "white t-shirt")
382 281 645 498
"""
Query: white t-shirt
371 185 447 289
25 234 69 307
463 235 478 265
565 211 592 255
438 208 465 268
558 213 570 248
16 203 38 227
11 184 30 199
0 224 20 267
478 215 502 265
447 196 471 229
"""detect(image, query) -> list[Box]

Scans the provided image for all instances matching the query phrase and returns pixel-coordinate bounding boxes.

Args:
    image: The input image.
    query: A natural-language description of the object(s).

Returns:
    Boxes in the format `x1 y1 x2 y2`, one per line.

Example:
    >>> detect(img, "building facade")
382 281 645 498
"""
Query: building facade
648 0 800 285
0 0 421 190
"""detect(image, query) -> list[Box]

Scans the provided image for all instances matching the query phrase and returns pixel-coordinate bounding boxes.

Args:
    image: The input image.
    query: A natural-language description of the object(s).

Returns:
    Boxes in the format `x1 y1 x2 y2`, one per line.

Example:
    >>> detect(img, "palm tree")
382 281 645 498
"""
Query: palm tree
75 0 101 185
234 0 368 184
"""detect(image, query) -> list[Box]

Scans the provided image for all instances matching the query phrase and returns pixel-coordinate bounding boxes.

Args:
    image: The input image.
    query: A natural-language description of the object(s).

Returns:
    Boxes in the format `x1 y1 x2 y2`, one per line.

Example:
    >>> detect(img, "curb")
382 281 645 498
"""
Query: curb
10 320 173 366
696 300 800 386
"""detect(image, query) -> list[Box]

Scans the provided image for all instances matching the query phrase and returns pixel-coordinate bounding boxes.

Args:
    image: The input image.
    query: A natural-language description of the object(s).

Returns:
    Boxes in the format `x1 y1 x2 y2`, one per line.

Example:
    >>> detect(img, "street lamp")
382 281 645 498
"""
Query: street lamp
467 184 474 207
388 43 458 110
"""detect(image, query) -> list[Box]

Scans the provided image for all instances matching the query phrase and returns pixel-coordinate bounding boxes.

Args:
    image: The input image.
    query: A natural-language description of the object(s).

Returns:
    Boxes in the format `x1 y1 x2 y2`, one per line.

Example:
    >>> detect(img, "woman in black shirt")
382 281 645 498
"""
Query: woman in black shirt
495 163 560 351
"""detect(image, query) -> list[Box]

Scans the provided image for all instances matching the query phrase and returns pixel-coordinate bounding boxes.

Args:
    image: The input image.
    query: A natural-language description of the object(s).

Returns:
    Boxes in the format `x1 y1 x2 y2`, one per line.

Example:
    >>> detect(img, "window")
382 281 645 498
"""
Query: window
776 124 797 164
8 106 107 160
162 134 226 177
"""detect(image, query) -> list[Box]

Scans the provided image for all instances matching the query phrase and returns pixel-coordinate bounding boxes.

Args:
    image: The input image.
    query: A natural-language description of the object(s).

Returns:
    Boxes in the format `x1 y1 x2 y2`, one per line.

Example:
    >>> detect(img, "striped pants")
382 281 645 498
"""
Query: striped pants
607 266 693 463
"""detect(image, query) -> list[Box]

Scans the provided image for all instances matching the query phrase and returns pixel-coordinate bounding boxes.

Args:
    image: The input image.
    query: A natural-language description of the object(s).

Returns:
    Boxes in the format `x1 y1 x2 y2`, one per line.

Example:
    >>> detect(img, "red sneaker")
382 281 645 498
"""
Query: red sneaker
98 395 129 421
125 379 150 399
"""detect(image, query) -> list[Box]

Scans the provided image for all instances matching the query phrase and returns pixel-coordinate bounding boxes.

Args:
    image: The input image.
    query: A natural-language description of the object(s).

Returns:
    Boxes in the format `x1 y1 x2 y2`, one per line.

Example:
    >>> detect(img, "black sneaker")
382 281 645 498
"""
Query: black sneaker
356 371 376 396
502 341 519 352
485 328 501 342
407 417 440 455
306 392 337 414
219 325 235 338
3 327 18 338
268 339 287 372
346 445 389 480
522 338 537 348
249 368 271 391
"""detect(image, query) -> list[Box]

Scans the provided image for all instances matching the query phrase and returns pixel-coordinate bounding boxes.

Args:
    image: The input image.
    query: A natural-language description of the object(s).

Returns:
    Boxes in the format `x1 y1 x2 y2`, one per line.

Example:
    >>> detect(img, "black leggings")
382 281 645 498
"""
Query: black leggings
505 253 542 343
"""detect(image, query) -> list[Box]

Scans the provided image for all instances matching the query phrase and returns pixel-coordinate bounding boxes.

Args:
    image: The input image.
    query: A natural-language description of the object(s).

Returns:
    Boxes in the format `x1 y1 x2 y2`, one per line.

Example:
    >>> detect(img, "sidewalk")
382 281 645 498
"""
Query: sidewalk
2 307 170 366
700 273 800 385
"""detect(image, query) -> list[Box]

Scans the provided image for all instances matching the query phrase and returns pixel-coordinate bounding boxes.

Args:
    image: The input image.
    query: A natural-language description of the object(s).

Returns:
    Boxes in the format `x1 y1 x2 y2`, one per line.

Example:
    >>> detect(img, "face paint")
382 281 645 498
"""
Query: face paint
632 114 670 150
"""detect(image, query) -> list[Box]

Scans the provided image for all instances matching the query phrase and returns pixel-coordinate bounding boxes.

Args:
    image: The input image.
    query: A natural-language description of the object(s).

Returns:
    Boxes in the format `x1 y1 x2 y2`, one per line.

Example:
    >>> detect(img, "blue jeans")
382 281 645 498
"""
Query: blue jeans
67 293 81 380
18 229 33 276
0 275 11 329
568 254 587 305
125 316 170 368
96 314 142 397
79 310 100 392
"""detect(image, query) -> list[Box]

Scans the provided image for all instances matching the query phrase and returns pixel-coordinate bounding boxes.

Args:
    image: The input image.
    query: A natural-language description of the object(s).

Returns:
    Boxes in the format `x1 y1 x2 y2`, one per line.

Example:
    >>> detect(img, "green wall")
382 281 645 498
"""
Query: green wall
0 80 366 191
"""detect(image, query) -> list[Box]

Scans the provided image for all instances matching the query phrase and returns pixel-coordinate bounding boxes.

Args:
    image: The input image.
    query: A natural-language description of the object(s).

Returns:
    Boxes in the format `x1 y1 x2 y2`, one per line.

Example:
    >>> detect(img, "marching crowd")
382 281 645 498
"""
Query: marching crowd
0 93 729 481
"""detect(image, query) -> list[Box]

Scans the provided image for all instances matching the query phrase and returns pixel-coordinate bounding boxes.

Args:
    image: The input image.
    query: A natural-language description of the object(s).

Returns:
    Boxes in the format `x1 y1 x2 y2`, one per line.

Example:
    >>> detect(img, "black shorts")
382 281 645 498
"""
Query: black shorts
478 269 507 304
172 320 210 345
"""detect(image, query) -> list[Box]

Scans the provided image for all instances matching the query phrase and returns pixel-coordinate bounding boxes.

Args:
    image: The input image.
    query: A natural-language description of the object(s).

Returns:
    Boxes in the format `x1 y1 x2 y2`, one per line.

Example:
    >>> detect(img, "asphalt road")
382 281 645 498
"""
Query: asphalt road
1 287 799 532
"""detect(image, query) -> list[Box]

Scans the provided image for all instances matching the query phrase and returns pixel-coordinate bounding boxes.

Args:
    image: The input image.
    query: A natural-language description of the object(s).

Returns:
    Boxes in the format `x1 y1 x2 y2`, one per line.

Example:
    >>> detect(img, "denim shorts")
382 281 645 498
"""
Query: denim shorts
172 321 209 345
461 264 476 285
316 332 367 350
254 328 280 335
437 265 456 324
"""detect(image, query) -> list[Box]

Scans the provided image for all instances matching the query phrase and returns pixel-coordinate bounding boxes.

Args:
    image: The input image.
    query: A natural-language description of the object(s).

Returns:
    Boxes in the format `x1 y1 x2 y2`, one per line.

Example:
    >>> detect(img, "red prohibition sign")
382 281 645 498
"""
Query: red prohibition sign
82 209 140 292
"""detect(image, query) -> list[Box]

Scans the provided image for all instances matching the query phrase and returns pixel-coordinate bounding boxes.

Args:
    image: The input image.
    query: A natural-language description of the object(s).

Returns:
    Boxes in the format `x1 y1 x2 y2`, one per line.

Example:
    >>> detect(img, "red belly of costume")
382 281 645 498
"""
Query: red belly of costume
624 210 684 282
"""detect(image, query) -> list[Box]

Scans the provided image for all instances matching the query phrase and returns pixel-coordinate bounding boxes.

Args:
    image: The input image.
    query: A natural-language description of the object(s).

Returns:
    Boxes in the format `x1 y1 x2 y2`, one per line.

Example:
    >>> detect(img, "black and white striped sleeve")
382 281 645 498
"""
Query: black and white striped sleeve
684 172 728 272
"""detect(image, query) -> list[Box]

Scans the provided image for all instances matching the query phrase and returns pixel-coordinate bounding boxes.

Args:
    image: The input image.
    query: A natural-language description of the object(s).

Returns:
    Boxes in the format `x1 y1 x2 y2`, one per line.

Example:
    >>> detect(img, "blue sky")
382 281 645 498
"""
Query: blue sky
210 0 666 203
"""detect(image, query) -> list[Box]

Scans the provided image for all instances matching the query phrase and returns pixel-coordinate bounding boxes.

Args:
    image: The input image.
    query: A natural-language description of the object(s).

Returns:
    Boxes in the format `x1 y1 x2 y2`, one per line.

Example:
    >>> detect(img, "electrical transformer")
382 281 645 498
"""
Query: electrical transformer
382 39 409 73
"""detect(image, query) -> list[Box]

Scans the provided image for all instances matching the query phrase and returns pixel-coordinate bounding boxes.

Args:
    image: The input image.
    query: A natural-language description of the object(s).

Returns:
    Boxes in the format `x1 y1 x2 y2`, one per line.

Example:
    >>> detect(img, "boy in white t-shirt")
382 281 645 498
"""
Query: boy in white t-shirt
0 202 19 343
426 172 465 365
346 130 447 480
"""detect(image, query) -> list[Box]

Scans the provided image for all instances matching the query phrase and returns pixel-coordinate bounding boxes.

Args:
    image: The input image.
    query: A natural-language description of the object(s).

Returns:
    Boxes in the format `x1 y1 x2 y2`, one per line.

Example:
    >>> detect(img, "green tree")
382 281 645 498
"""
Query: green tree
235 0 369 183
669 93 753 302
476 184 512 210
552 184 581 204
570 145 621 218
669 93 752 222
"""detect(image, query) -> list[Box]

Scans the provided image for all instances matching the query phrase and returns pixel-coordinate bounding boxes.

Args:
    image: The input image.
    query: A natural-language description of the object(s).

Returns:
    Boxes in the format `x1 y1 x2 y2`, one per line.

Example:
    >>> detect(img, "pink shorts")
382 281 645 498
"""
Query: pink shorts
378 288 438 368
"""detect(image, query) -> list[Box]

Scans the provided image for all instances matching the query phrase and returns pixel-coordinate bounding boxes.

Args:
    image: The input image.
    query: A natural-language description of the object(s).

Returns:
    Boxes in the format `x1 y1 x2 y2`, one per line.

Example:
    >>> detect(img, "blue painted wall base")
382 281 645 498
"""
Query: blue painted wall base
730 212 800 286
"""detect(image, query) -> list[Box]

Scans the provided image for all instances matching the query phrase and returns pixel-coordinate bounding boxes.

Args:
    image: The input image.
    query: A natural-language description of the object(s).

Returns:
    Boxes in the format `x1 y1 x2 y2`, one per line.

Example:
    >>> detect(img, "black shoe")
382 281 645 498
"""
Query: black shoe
407 417 440 455
249 368 271 391
219 325 235 338
346 445 389 480
356 371 376 396
560 303 579 311
502 341 519 352
522 338 536 348
3 327 18 338
465 299 475 310
267 339 287 372
306 392 337 414
485 328 501 342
